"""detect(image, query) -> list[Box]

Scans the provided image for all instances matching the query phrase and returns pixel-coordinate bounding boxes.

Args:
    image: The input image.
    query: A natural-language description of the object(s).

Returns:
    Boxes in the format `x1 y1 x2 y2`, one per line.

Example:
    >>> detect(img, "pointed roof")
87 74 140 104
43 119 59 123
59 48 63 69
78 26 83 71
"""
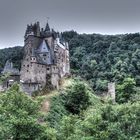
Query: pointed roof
45 22 50 32
38 40 50 53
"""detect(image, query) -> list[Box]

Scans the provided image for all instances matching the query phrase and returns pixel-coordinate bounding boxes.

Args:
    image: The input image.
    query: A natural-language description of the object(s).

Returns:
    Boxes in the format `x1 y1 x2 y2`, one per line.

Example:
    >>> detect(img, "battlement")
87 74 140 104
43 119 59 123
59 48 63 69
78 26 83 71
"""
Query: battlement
20 21 70 94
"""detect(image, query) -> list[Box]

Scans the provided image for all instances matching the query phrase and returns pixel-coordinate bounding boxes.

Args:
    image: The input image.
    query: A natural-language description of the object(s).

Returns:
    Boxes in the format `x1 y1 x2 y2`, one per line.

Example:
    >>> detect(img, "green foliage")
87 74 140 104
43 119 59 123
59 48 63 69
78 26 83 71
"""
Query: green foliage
55 102 140 140
46 79 93 128
1 32 140 139
46 94 68 128
63 32 140 98
64 80 91 114
1 32 140 101
0 84 51 139
0 73 10 84
116 77 136 103
0 46 23 69
0 78 139 140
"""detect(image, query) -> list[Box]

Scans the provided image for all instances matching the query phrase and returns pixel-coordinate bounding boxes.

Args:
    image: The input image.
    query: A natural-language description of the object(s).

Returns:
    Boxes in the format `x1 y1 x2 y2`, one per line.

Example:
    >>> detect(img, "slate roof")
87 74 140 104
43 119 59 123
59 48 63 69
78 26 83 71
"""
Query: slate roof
32 39 53 65
37 40 50 53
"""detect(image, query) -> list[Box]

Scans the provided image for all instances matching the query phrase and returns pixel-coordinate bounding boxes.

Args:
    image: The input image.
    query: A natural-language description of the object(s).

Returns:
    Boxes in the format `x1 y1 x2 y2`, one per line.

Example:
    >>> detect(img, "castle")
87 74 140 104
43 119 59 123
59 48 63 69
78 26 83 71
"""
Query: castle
19 22 70 94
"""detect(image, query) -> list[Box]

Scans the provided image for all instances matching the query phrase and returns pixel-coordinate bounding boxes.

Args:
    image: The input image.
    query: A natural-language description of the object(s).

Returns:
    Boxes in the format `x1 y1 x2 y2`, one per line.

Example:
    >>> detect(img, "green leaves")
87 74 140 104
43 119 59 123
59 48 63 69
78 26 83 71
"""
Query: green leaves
64 80 91 115
0 84 50 139
116 78 136 103
55 102 140 140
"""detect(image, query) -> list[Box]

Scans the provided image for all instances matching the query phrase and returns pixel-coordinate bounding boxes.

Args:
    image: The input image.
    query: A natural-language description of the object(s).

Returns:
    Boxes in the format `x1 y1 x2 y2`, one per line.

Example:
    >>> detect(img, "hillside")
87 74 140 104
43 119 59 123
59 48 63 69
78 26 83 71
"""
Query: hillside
0 44 139 138
63 32 140 93
1 32 140 94
0 78 139 139
0 46 23 69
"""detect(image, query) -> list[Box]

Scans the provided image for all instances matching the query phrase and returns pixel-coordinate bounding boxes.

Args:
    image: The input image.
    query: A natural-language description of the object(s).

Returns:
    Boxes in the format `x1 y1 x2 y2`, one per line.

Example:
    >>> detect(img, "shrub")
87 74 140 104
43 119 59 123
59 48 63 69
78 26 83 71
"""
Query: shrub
64 81 91 114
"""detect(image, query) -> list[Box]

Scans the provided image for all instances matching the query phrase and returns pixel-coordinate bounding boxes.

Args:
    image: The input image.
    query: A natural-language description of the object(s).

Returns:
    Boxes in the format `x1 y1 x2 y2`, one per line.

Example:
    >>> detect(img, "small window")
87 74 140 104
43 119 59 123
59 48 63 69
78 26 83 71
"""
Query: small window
43 54 47 56
27 70 29 72
47 68 50 71
44 58 46 60
27 65 29 67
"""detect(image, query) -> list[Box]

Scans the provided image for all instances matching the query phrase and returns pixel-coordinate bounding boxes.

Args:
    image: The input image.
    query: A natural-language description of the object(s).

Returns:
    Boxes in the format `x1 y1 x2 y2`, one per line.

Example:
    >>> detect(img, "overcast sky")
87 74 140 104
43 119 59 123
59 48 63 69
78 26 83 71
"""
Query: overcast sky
0 0 140 48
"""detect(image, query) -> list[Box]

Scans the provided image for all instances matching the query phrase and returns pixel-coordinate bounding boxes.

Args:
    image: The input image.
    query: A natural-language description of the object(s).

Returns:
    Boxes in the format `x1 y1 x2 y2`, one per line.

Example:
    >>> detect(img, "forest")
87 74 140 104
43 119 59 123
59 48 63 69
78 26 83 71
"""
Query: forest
0 31 140 139
1 32 140 92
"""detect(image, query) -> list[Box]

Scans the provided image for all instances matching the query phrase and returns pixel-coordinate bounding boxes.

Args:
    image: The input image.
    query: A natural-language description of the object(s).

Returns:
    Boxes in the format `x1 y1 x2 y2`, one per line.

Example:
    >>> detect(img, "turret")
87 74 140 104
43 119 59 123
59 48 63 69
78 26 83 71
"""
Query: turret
24 22 41 39
24 24 34 39
45 22 50 32
33 22 40 36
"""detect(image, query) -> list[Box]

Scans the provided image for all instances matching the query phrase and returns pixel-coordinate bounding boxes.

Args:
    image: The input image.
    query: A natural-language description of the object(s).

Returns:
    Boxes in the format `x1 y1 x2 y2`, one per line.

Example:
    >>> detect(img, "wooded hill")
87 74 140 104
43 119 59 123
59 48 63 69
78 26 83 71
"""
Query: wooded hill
1 31 140 94
0 32 140 139
0 46 23 69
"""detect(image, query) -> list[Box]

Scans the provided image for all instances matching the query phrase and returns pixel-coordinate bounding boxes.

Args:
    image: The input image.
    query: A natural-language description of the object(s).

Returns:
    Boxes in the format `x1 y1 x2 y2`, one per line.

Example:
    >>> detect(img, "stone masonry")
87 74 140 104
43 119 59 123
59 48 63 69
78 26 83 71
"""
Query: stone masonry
20 22 70 94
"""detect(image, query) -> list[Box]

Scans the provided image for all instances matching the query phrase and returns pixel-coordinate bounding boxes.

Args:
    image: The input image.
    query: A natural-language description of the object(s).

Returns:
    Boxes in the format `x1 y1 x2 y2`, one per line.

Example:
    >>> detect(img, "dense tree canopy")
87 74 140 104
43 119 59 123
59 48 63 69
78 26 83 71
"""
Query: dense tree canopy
0 46 23 69
0 84 54 139
0 31 140 139
1 32 140 101
62 32 140 97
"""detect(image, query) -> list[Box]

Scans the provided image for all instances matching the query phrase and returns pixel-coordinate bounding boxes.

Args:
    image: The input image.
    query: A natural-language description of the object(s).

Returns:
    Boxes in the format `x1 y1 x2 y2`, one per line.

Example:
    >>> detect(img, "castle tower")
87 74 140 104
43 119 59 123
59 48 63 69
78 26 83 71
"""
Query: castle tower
20 21 70 94
108 82 116 103
45 22 50 32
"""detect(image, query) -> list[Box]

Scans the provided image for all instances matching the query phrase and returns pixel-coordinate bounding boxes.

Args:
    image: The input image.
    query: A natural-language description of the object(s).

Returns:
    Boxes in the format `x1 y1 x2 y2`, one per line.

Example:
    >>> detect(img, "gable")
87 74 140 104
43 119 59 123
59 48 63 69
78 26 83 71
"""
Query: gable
38 40 50 53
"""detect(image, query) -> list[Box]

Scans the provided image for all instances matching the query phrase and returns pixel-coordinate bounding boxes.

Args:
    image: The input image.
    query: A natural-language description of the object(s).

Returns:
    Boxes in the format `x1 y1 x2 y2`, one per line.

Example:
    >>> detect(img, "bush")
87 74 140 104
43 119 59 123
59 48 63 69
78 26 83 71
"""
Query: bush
116 77 136 103
0 84 50 139
46 94 68 128
56 101 140 140
64 81 91 114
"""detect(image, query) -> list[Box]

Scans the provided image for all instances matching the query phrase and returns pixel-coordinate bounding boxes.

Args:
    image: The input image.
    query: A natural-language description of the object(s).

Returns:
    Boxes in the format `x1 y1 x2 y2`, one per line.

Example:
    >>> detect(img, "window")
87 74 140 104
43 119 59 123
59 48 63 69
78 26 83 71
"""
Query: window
47 68 50 71
27 65 29 67
43 54 47 56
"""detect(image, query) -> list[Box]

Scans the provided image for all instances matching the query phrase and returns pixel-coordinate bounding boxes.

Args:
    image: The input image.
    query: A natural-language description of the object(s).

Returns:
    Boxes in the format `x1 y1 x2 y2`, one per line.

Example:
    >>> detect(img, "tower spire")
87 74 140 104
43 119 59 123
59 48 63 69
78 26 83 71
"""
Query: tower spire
45 22 50 32
45 17 50 32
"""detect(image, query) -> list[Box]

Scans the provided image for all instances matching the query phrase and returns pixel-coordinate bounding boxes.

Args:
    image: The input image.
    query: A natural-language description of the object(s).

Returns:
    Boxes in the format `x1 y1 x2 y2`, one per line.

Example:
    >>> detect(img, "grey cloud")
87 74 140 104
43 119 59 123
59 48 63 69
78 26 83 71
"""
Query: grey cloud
0 0 140 48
